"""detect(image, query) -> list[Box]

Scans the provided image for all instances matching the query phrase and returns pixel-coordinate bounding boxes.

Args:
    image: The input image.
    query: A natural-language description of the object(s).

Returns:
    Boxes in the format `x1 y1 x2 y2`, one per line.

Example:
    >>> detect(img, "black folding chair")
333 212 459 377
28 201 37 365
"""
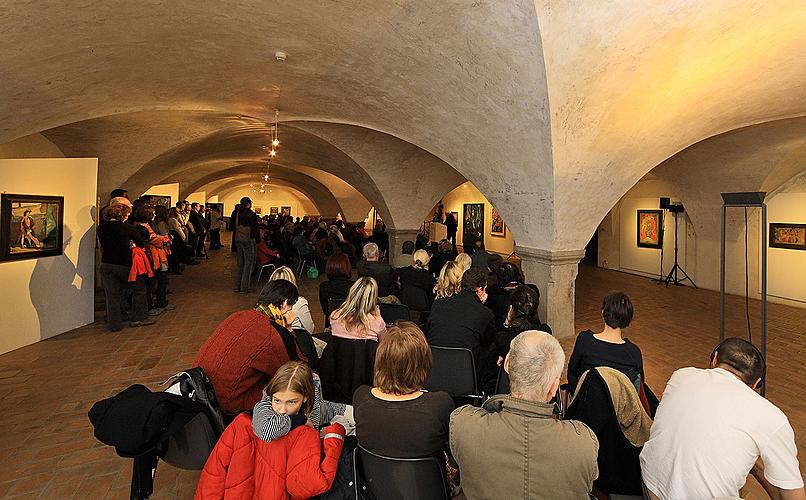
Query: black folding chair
355 446 450 500
425 346 484 403
379 302 411 324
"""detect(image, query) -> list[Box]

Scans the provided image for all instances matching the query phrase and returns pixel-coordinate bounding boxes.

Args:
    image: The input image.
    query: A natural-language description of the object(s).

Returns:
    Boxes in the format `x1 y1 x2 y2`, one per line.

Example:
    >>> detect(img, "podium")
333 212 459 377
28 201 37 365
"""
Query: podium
429 223 447 242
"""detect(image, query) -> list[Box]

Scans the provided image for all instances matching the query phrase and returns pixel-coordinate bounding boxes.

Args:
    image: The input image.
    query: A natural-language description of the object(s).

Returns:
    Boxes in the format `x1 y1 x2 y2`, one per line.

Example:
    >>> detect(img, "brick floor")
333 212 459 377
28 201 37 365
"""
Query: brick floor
0 242 802 498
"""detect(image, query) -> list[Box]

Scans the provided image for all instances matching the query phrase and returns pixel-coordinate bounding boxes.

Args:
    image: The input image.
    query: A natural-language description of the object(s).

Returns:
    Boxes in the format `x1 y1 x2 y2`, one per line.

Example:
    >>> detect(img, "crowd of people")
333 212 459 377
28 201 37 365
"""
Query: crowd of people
97 190 803 499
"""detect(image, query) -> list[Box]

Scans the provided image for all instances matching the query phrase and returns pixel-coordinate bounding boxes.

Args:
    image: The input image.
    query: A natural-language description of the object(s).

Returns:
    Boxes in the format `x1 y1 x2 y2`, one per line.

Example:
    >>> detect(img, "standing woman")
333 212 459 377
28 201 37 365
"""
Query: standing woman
96 201 154 331
330 277 386 342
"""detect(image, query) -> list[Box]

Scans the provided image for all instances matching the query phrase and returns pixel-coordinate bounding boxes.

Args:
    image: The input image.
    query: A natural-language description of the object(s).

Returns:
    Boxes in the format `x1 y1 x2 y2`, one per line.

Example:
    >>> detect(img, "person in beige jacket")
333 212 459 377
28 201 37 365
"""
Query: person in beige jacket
450 330 599 500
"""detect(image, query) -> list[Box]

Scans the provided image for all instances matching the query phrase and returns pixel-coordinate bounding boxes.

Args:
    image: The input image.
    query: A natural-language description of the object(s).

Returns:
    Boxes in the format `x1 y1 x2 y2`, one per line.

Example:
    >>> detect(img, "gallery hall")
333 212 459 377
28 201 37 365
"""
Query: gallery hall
0 2 804 499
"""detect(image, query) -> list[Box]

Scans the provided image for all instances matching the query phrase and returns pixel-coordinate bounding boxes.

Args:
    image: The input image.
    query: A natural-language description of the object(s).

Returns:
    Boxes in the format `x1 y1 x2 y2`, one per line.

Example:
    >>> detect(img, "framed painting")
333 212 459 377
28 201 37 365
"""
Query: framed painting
206 202 224 215
270 207 279 215
637 209 663 249
281 206 291 217
490 207 506 237
463 203 485 249
254 206 262 215
0 194 65 262
149 195 172 209
769 223 806 250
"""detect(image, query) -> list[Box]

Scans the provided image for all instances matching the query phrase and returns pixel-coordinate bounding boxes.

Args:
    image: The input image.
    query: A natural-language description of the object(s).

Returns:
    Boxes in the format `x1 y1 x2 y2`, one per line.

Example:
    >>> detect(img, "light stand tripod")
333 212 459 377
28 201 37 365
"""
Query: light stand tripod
664 204 697 288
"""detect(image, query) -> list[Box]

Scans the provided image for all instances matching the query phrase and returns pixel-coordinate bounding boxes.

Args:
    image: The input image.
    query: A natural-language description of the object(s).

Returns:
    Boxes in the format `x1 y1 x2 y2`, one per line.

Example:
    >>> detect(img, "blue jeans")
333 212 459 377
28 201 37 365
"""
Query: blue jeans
234 240 257 292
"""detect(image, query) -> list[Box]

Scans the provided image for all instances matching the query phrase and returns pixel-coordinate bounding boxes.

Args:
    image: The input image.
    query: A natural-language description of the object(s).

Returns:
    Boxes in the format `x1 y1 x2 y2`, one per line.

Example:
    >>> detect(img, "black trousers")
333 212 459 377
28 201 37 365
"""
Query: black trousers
100 263 147 330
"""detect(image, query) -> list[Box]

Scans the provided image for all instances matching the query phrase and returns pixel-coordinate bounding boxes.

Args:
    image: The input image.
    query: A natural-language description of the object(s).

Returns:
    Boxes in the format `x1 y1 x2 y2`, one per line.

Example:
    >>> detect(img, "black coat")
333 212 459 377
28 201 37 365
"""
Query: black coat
356 260 398 297
319 337 377 405
398 266 435 311
426 290 495 359
319 277 355 324
493 319 552 358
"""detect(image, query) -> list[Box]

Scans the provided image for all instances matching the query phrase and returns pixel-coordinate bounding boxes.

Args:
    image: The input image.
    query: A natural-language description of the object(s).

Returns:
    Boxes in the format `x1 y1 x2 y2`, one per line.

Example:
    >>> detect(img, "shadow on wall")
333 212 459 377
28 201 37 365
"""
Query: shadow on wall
29 206 96 340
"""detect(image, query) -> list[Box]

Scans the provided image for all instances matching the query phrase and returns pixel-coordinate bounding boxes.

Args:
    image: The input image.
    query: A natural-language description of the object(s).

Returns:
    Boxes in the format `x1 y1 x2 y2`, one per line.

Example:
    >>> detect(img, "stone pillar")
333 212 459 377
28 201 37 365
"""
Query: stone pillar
387 229 421 268
516 246 586 340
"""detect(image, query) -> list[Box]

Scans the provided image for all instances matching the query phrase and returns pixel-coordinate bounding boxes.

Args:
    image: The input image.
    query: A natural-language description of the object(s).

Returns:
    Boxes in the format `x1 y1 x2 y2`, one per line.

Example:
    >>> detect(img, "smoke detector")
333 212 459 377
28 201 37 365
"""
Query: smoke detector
275 51 287 61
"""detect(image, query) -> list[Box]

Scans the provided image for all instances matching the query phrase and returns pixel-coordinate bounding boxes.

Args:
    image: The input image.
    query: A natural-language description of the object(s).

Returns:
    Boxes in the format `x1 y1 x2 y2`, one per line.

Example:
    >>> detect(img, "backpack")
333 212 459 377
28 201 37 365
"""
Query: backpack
234 211 252 243
161 367 225 435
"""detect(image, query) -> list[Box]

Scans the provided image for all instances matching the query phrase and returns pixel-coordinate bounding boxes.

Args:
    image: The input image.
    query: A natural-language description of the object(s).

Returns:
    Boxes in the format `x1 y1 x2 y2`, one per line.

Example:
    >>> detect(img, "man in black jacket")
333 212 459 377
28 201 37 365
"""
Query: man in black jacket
189 202 208 258
427 267 497 386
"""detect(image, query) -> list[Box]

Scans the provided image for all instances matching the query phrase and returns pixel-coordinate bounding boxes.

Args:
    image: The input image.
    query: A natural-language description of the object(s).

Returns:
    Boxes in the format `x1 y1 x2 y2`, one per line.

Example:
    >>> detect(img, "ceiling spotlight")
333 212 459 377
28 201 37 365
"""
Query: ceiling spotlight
269 149 276 157
263 174 269 181
272 138 280 147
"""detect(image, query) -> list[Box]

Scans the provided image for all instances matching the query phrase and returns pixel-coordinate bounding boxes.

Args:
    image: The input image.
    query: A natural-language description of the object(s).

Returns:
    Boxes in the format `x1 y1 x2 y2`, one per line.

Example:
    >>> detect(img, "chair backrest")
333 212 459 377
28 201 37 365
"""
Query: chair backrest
399 285 431 312
425 346 478 398
327 297 345 318
356 446 449 500
379 302 411 324
318 336 378 404
160 412 219 470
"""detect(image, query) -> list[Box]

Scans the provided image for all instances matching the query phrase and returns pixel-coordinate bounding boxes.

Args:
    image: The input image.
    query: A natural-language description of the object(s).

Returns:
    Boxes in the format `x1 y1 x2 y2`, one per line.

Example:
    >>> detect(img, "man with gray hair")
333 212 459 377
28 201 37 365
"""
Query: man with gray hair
356 241 398 297
450 330 599 499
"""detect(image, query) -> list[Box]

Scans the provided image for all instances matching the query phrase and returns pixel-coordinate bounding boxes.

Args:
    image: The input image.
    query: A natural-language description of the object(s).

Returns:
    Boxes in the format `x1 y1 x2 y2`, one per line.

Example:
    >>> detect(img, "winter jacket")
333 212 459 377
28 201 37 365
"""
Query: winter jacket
195 413 346 500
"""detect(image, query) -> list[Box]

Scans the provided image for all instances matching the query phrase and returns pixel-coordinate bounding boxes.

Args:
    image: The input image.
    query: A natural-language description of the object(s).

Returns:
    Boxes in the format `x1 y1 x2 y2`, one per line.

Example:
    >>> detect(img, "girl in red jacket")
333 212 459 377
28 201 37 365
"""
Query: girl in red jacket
196 361 346 500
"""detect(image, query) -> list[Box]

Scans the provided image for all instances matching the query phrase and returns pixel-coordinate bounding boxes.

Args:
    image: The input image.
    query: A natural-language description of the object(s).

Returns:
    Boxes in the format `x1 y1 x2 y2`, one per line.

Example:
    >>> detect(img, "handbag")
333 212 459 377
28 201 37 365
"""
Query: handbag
233 211 251 243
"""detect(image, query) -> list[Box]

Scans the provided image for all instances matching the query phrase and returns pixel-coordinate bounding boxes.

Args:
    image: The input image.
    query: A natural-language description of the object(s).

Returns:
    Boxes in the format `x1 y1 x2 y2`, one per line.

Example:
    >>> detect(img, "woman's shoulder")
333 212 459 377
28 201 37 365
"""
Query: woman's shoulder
295 295 309 306
352 385 373 404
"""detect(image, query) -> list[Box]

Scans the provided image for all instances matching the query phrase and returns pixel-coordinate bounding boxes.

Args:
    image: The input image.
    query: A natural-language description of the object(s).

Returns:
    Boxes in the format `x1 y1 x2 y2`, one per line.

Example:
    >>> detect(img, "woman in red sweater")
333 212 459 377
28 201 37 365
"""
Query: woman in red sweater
194 282 303 414
195 361 346 499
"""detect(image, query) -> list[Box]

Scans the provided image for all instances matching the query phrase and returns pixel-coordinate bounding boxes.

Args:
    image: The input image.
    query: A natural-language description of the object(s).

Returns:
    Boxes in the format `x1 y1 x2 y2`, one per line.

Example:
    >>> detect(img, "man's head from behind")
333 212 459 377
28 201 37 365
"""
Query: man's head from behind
710 337 764 388
505 330 564 403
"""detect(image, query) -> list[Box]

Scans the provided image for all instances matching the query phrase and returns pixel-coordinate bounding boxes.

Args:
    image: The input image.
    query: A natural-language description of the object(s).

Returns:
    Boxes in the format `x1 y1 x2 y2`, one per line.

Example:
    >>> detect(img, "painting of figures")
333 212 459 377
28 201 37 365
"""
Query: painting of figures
637 209 663 249
463 203 484 249
0 194 64 262
491 207 506 237
769 223 806 250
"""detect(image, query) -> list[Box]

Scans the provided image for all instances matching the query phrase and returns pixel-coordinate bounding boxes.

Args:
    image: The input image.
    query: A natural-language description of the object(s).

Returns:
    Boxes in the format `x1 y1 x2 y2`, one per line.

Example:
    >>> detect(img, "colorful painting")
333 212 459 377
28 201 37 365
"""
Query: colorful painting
149 195 172 209
637 209 663 249
254 206 262 215
0 194 64 262
491 207 506 237
270 207 279 215
281 206 291 217
463 203 484 249
769 223 806 250
206 202 224 215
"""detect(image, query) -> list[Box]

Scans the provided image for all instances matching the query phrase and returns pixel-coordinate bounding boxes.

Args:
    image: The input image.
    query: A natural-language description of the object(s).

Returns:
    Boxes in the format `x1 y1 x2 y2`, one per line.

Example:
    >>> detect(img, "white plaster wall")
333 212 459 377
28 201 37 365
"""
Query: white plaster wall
186 191 206 205
440 182 515 256
143 183 180 206
207 195 219 203
219 186 315 219
766 192 806 304
0 158 98 355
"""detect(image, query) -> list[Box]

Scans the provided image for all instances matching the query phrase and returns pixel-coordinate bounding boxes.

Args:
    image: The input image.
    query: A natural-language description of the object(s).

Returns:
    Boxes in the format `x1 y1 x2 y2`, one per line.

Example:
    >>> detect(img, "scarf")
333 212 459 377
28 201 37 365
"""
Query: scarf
255 303 288 328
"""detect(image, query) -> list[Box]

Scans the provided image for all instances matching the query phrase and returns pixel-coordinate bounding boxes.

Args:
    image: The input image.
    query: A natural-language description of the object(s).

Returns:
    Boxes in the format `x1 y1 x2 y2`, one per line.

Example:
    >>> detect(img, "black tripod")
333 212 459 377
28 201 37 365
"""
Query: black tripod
664 206 697 288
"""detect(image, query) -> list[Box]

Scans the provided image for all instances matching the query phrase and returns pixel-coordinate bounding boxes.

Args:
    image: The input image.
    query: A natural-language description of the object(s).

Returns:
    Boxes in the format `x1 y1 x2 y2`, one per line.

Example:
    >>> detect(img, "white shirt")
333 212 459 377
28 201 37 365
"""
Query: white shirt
290 296 315 333
640 367 803 499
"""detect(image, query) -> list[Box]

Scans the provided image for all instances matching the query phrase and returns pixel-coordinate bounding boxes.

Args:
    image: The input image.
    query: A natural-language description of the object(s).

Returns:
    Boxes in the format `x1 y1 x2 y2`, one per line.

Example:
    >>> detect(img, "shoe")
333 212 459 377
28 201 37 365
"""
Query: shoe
148 308 164 316
130 318 157 327
161 304 176 311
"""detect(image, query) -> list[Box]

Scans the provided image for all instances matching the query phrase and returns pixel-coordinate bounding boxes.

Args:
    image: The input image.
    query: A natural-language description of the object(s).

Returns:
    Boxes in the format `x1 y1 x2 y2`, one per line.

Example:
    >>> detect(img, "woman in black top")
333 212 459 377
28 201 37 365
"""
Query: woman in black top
567 291 644 394
494 284 551 359
485 262 523 331
318 253 354 327
353 322 454 458
97 202 152 331
398 250 436 311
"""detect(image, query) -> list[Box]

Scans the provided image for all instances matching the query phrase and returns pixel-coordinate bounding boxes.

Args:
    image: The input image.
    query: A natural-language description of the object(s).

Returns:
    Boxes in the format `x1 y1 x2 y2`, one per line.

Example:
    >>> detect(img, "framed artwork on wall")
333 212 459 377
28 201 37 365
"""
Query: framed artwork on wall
637 209 663 249
0 194 65 262
206 202 224 215
149 195 172 209
463 202 485 249
490 207 506 237
769 223 806 250
270 207 279 215
254 206 262 215
281 206 291 217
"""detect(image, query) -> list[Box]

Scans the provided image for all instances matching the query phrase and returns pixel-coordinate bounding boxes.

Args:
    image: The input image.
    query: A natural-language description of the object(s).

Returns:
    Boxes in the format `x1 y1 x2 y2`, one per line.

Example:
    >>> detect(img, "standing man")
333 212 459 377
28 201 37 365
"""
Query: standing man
207 205 222 250
189 202 208 258
445 211 458 247
640 338 804 500
232 197 258 293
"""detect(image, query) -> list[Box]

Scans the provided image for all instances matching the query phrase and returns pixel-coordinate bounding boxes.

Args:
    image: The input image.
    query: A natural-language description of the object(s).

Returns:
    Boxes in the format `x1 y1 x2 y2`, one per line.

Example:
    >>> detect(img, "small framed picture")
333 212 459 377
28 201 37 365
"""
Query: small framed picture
769 223 806 250
637 209 663 249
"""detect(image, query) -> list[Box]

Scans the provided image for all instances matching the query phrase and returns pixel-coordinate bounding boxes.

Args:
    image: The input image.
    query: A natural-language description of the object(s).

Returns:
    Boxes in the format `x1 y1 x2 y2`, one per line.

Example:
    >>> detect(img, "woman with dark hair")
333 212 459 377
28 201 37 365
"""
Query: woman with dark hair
151 205 170 236
493 284 551 359
318 253 354 325
567 290 645 394
428 239 456 277
195 279 305 414
353 322 454 458
485 262 523 330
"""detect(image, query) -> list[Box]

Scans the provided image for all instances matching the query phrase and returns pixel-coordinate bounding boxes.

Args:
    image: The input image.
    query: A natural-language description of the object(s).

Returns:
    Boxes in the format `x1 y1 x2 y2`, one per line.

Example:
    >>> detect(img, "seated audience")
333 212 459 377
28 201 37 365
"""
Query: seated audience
427 267 496 385
318 253 355 324
356 242 397 297
485 262 523 330
494 285 551 359
398 249 436 311
353 322 453 457
257 229 282 267
266 266 315 333
450 331 599 500
567 291 644 394
454 252 472 272
433 260 464 301
428 239 455 277
194 284 304 414
330 277 386 341
469 239 492 271
196 361 347 499
640 338 804 500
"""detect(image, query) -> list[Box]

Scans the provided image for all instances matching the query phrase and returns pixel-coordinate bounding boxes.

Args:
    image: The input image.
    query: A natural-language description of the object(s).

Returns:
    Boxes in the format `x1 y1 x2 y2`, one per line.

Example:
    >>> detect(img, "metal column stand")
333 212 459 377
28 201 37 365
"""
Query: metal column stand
719 192 767 396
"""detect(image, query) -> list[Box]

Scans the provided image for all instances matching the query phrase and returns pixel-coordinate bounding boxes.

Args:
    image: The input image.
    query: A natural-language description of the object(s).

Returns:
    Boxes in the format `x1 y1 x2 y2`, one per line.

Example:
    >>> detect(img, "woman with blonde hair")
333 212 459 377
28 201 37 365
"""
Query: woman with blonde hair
330 276 386 341
398 249 435 310
352 322 453 457
267 266 315 332
455 252 472 272
433 260 464 300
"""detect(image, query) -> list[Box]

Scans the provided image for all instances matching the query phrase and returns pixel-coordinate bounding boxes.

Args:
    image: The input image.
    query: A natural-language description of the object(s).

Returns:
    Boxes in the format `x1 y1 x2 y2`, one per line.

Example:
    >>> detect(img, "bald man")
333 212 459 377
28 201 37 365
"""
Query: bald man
450 331 599 500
